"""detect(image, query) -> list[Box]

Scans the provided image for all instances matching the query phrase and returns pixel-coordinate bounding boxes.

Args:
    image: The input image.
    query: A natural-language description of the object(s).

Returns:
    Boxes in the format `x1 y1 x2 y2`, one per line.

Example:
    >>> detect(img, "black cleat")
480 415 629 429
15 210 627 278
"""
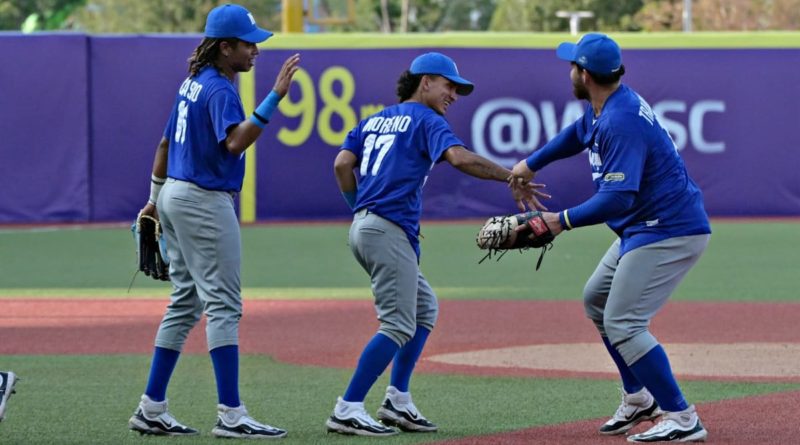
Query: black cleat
128 395 198 436
600 388 661 435
325 397 398 437
627 405 708 443
0 371 19 422
376 386 438 433
211 403 287 439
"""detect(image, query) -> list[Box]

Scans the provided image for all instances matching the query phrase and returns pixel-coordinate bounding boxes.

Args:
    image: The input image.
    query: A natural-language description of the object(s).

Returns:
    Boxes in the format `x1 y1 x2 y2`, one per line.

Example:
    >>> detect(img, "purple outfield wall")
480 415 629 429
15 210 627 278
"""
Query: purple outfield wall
0 35 90 221
0 35 798 223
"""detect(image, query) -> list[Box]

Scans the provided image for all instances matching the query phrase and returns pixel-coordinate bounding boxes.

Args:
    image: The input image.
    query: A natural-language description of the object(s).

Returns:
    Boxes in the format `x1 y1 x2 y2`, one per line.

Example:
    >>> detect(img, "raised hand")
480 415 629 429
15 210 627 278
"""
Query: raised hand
272 53 301 98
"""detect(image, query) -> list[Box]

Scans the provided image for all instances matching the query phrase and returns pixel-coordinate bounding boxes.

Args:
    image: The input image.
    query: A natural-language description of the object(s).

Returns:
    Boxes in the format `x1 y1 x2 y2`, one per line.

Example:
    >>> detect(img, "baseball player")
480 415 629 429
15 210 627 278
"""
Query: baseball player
511 34 711 443
328 52 547 436
127 4 299 438
0 371 18 422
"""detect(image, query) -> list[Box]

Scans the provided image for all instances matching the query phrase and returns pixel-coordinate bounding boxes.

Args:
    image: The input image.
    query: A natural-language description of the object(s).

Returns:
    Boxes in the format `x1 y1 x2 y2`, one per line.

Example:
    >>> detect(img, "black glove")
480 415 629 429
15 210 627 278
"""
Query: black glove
133 214 169 281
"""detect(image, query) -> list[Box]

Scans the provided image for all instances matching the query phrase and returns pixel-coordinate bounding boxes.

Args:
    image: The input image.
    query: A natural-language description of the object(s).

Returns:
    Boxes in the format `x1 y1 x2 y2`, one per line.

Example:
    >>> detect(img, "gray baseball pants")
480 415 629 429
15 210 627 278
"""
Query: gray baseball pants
349 209 439 346
583 234 710 365
154 179 242 352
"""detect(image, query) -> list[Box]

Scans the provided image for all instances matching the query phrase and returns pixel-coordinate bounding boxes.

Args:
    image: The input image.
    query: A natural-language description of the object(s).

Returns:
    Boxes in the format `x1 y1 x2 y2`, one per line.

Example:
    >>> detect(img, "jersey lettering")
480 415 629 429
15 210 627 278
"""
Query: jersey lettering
359 133 396 176
363 115 411 134
588 145 602 180
175 100 188 144
637 93 655 126
359 115 411 175
178 78 203 103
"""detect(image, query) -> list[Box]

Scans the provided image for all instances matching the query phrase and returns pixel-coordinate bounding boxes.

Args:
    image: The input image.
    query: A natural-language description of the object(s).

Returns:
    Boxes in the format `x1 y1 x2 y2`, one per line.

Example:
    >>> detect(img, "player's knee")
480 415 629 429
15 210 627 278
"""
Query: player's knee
417 306 439 328
379 328 411 346
603 316 644 346
166 310 202 329
203 299 242 319
379 323 415 346
604 324 631 346
582 288 605 322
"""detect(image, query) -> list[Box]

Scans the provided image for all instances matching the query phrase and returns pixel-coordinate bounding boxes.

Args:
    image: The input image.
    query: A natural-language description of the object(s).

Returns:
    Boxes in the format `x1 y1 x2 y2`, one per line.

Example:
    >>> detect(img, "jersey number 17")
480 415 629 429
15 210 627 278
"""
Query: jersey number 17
359 133 396 176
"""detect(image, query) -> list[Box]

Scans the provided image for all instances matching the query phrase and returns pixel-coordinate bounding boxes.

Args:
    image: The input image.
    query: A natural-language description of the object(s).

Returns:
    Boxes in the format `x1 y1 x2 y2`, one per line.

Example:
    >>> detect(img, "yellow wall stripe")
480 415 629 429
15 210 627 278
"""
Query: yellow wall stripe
261 31 800 49
238 69 256 223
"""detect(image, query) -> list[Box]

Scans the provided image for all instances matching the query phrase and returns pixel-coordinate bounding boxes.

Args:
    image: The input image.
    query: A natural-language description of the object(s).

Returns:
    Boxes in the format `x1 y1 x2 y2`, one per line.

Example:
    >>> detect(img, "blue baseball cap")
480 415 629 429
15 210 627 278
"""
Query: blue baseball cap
409 52 474 96
556 33 622 76
205 4 273 43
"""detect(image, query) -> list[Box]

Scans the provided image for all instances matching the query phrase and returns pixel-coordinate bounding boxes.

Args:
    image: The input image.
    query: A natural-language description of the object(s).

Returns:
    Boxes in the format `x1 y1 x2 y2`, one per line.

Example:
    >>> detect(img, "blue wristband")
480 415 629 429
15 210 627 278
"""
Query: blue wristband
249 90 281 128
342 191 357 209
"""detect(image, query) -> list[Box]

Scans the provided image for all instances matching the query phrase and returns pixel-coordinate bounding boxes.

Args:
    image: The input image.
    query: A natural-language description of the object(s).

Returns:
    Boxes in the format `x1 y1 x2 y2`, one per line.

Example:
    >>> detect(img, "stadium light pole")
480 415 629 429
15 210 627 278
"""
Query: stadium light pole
556 10 595 36
282 0 304 33
683 0 693 32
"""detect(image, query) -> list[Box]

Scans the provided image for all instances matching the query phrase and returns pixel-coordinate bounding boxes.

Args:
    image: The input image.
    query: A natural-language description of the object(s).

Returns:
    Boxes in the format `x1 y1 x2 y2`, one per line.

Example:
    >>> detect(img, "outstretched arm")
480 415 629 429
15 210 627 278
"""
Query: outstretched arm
520 191 636 240
444 145 509 181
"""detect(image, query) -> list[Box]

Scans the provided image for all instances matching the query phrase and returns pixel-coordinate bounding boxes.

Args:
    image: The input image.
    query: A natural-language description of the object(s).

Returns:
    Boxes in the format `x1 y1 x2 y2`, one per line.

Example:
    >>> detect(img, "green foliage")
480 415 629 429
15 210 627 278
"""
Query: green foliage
488 0 644 32
0 0 85 31
1 354 796 444
67 0 281 34
331 0 498 32
633 0 800 32
409 0 499 32
0 0 283 33
5 0 800 33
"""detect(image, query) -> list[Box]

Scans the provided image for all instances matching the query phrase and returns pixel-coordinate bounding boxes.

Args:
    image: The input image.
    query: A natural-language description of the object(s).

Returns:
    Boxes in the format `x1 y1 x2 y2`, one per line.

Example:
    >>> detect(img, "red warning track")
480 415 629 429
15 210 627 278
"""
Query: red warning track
2 299 798 444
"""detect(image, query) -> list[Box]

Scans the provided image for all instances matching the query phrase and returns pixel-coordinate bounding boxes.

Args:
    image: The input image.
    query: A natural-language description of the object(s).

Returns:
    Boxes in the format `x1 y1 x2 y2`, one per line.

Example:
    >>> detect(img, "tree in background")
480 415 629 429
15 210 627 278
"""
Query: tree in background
409 0 498 32
488 0 644 32
352 0 800 33
67 0 280 33
0 0 281 33
634 0 800 31
0 0 85 31
3 0 799 33
330 0 496 32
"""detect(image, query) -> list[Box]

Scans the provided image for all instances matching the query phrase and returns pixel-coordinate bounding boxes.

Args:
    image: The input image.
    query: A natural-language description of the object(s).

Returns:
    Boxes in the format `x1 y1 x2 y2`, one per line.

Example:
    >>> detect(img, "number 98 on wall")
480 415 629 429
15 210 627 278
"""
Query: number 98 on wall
276 66 384 147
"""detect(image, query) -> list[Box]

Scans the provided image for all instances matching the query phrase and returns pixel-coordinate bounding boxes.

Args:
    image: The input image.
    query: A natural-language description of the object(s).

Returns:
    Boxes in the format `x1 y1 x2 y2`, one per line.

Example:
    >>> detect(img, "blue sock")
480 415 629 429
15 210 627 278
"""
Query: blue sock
210 345 240 407
629 345 688 412
144 347 180 402
343 333 400 402
602 336 642 394
390 326 431 392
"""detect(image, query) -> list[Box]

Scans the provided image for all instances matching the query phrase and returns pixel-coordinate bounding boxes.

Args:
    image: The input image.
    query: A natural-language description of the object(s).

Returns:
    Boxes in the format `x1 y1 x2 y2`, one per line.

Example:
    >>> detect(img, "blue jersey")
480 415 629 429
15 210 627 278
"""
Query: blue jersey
574 84 711 254
163 66 246 192
342 102 464 257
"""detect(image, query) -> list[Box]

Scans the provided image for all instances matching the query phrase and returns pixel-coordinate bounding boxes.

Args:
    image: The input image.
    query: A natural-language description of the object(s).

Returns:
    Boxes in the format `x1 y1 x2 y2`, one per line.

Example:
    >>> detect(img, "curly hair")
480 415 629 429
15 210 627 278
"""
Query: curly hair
187 37 240 77
396 70 423 102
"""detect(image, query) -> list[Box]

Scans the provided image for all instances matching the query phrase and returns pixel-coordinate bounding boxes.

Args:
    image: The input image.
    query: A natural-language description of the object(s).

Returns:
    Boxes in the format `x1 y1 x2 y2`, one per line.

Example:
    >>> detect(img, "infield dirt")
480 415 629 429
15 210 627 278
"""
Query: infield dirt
3 298 798 444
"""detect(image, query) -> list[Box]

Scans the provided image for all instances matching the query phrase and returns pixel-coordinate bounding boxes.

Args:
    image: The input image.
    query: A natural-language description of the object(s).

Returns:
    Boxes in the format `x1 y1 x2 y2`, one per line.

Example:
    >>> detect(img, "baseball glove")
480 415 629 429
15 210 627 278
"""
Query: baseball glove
476 210 555 270
132 213 170 281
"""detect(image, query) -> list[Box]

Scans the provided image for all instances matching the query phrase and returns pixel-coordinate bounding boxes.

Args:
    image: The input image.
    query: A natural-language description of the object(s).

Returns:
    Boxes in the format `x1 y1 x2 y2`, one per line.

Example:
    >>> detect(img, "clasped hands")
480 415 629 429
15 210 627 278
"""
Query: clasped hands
507 159 549 212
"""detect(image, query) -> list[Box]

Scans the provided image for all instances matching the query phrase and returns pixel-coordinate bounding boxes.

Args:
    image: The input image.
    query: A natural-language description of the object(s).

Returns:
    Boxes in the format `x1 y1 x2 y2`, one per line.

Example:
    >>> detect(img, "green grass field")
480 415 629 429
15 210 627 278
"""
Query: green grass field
1 220 797 300
0 220 798 444
1 354 795 445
